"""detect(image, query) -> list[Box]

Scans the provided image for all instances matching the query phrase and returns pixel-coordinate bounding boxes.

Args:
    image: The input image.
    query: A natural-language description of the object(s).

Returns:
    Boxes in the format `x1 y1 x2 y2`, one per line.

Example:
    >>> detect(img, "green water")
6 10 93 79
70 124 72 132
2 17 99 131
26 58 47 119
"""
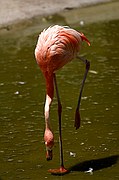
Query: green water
0 17 119 179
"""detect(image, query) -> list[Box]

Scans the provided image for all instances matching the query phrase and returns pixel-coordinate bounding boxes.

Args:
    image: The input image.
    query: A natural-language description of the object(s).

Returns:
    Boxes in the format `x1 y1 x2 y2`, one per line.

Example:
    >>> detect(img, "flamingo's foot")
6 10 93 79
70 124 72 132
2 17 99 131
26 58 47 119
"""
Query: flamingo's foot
48 166 68 175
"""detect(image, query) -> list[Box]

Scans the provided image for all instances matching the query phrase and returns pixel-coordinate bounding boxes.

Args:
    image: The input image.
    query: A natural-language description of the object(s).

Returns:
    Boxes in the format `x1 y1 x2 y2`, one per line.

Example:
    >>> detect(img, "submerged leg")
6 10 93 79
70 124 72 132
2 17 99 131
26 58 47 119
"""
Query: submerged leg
75 56 90 130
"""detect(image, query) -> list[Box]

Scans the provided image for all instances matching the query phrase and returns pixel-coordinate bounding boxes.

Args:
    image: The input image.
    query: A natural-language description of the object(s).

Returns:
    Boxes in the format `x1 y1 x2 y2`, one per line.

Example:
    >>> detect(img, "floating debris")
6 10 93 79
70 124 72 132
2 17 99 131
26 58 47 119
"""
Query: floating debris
79 20 85 26
89 70 98 74
18 159 24 163
70 152 76 157
82 96 88 100
18 81 26 85
85 167 93 175
0 83 4 86
14 91 20 95
8 158 14 162
66 106 72 110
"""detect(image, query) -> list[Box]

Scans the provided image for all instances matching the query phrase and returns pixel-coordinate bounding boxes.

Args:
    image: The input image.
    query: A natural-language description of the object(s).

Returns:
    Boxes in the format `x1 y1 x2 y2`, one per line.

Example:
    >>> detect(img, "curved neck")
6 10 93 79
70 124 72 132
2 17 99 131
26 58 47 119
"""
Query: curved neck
44 72 54 129
45 94 52 129
45 72 54 100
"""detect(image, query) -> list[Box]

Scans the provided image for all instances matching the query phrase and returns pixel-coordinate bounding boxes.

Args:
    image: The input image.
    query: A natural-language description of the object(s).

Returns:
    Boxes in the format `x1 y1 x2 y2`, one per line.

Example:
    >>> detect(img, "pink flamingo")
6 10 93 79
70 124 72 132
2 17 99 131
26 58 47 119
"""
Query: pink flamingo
35 25 90 174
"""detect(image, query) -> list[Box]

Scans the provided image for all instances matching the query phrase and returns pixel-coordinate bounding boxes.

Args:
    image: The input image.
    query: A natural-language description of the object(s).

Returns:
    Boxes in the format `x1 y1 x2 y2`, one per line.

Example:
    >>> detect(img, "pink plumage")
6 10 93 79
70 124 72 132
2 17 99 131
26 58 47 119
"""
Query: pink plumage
34 25 90 173
35 25 89 75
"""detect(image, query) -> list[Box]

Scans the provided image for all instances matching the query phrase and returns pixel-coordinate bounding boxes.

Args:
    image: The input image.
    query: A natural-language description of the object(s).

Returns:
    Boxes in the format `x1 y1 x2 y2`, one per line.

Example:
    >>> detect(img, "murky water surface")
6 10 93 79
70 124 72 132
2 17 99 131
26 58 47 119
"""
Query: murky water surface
0 16 119 179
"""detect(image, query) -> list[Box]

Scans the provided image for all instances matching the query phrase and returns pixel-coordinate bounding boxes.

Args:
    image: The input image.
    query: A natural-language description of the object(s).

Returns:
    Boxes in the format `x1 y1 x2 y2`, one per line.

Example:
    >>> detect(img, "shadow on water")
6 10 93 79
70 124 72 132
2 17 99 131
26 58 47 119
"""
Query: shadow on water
52 155 119 176
70 155 119 172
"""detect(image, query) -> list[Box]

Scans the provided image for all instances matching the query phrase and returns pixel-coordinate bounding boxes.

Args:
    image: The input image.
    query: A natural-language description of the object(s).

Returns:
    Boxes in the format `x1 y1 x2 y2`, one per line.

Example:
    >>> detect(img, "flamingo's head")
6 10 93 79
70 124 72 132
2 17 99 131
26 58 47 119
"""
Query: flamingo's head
80 32 90 46
44 128 54 161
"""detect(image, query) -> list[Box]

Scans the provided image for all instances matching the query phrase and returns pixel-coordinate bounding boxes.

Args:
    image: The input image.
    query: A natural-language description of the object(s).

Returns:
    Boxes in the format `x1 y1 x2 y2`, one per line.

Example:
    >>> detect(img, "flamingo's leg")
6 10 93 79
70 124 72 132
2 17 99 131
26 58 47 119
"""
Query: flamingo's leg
53 74 65 170
75 56 90 129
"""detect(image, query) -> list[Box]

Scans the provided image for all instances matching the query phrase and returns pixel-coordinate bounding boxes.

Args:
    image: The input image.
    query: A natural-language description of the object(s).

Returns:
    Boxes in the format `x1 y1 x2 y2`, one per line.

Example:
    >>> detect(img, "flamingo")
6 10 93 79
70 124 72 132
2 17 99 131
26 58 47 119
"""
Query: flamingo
35 25 90 174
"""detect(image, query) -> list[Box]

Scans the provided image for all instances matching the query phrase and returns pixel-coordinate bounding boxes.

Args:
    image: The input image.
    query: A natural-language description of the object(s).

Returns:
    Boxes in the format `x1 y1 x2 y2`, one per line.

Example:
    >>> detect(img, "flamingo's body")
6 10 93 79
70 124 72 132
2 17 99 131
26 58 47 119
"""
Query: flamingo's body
35 25 90 174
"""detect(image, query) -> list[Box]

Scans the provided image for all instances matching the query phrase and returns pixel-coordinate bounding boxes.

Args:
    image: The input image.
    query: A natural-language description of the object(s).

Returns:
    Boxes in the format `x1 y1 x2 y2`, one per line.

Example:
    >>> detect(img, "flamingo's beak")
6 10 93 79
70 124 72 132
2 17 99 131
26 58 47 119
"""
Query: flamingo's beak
46 149 53 161
80 33 91 46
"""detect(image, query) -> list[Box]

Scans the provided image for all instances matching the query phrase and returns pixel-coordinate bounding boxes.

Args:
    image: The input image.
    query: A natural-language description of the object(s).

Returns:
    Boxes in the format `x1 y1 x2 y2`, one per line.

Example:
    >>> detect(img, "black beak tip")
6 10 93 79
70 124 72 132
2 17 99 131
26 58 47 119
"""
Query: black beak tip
46 156 52 161
46 150 53 161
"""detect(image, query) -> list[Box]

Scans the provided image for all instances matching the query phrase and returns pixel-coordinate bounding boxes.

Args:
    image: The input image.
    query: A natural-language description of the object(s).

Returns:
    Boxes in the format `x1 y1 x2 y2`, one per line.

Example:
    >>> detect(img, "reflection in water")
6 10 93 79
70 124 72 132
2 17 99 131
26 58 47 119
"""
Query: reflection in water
0 19 119 179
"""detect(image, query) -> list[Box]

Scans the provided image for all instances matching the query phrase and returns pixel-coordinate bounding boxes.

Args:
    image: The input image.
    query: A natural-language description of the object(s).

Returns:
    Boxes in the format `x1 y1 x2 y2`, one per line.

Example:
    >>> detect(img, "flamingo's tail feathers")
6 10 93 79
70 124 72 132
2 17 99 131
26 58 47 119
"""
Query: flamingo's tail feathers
80 33 90 46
